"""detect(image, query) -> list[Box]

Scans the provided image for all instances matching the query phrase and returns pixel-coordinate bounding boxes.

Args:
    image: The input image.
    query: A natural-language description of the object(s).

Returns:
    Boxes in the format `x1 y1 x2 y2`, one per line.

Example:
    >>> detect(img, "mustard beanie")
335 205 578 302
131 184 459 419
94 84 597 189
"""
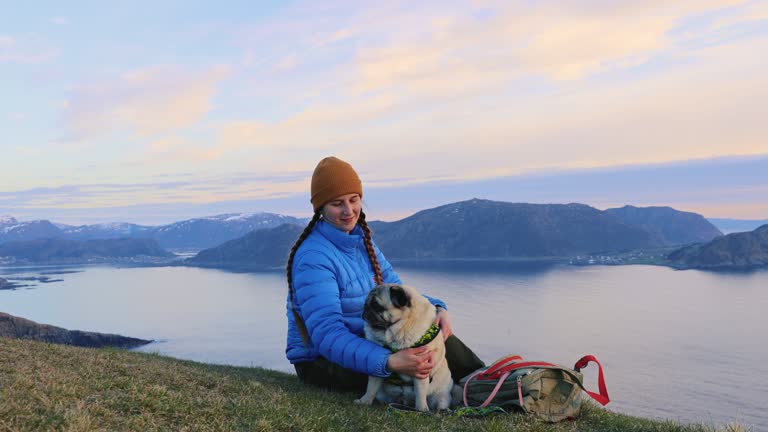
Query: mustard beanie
311 156 363 211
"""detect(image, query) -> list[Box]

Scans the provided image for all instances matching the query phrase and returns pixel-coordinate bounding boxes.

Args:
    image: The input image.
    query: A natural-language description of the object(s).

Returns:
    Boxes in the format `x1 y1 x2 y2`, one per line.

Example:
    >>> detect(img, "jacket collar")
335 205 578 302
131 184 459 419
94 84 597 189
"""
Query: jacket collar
316 220 363 250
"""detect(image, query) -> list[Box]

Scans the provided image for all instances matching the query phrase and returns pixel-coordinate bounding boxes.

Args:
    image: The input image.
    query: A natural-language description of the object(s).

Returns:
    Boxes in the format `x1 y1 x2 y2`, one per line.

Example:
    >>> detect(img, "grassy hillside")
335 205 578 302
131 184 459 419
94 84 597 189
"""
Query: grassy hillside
0 337 746 431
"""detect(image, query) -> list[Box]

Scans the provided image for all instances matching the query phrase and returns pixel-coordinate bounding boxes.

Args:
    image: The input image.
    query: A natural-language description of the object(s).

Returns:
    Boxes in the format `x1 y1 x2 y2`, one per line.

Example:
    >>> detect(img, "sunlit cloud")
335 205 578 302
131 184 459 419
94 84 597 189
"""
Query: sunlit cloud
201 31 768 188
62 65 230 141
0 173 309 211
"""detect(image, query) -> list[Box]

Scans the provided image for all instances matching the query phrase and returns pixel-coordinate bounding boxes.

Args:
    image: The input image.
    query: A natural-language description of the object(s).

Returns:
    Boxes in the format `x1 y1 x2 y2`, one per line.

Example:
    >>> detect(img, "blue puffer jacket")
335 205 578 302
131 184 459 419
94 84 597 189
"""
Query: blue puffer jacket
285 220 447 377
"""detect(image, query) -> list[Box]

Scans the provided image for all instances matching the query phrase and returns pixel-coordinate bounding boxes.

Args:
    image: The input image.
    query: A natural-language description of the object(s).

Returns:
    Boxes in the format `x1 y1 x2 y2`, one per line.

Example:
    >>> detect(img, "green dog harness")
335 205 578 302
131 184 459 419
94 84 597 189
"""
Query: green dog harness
387 323 441 353
385 323 441 385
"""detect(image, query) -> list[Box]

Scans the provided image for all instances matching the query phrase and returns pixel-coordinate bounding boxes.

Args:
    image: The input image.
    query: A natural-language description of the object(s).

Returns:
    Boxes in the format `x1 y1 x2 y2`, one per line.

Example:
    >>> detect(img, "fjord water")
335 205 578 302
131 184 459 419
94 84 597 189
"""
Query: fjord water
1 264 766 429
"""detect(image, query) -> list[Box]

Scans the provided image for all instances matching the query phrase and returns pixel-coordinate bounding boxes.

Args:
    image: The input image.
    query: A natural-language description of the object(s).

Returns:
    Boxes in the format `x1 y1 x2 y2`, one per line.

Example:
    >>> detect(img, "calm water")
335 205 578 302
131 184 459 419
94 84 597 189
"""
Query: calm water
1 263 766 429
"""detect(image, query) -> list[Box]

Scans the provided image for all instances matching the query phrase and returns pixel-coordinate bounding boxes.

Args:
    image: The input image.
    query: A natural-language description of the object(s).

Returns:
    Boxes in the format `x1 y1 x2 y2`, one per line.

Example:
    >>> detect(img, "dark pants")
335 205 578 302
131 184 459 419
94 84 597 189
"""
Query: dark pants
294 334 485 393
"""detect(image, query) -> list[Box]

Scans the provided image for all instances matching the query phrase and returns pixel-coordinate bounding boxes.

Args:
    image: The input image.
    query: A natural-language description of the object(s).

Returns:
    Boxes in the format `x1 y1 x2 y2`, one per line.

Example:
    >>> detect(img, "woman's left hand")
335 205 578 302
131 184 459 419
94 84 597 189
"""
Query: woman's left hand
434 307 453 341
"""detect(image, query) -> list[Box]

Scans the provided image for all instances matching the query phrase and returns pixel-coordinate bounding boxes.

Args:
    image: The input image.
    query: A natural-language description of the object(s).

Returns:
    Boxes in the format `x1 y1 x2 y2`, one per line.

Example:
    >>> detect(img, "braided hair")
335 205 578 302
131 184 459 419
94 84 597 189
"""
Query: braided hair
286 211 321 343
286 209 383 344
358 210 383 285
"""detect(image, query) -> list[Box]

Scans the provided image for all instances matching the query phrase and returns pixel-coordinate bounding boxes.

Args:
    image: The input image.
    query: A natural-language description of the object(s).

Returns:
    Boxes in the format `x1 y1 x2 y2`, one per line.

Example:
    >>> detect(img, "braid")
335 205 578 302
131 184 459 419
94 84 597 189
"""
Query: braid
358 211 383 285
286 211 321 344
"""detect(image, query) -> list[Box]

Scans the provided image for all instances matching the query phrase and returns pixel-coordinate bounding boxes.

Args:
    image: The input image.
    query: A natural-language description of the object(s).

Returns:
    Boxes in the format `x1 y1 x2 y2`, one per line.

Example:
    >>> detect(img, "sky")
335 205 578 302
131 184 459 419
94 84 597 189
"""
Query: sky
1 0 767 225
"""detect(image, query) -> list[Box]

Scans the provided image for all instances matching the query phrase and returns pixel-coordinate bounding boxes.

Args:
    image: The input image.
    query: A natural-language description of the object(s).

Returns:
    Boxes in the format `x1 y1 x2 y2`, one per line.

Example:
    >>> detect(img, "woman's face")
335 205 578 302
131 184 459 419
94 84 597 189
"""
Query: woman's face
322 193 361 233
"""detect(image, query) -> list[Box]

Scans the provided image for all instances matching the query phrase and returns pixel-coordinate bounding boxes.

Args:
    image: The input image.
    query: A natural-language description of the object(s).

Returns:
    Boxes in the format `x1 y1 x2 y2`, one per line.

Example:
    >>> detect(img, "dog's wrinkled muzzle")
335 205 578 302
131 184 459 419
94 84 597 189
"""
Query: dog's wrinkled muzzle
362 307 389 330
363 289 392 329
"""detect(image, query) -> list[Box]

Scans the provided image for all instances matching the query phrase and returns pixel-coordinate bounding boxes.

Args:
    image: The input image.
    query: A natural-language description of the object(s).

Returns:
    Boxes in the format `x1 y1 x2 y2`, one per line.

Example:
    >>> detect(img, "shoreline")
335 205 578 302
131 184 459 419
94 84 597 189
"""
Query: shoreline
2 257 767 273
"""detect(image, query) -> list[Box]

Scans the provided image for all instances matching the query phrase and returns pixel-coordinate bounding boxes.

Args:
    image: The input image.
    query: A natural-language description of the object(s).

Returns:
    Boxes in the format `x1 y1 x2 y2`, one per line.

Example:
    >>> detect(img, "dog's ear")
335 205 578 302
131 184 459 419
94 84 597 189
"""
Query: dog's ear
389 285 411 309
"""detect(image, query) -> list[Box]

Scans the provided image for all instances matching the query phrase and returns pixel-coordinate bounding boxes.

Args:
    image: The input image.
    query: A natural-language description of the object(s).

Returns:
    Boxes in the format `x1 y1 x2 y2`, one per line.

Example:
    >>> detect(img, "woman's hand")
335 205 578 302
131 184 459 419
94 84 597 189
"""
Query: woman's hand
387 346 434 379
434 306 453 341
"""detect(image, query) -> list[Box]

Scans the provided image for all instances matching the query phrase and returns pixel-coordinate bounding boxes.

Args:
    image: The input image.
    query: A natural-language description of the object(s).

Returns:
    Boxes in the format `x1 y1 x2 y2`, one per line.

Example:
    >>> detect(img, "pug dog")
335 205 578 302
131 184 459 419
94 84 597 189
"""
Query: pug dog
353 283 453 412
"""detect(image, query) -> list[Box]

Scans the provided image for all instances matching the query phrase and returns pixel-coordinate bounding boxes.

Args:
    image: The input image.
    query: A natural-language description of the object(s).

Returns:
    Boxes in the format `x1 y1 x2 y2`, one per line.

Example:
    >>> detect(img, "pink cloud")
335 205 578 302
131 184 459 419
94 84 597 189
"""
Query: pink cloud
63 65 231 141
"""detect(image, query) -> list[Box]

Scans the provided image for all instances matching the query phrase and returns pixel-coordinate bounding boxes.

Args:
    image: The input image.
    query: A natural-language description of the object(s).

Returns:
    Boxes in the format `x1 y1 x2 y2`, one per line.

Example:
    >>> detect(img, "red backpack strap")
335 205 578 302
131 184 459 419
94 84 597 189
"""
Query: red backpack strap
463 369 512 408
574 355 610 406
478 360 559 380
482 355 523 377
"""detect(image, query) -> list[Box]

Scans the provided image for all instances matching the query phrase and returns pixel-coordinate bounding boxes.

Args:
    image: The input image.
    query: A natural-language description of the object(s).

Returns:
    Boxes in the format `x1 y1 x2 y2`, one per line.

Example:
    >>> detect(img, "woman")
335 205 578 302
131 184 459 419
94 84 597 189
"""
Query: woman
286 156 483 392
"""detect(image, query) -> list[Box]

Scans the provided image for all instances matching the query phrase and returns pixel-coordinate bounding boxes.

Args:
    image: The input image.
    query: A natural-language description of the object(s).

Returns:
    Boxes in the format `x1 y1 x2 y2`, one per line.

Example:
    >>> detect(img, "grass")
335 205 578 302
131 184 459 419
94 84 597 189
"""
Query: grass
0 337 749 432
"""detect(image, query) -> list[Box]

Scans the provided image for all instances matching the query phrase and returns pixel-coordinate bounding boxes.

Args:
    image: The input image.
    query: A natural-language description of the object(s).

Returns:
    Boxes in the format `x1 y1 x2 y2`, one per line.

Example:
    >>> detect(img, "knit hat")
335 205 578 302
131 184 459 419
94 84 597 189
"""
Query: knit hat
310 156 363 211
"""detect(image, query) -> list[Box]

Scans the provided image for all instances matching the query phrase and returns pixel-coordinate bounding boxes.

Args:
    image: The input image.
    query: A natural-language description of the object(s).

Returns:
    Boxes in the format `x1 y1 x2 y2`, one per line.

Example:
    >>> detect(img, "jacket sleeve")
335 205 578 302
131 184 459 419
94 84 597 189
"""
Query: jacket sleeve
292 250 392 377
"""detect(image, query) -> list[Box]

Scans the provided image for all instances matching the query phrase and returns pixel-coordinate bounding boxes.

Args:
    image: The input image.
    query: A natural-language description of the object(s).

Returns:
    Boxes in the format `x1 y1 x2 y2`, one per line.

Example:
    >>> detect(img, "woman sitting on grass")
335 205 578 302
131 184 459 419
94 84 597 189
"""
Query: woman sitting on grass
285 156 484 392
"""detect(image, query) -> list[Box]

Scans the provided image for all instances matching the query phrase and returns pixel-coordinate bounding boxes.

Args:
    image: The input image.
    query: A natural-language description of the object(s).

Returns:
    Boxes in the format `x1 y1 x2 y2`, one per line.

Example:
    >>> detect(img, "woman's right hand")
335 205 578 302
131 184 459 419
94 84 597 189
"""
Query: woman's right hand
386 346 434 379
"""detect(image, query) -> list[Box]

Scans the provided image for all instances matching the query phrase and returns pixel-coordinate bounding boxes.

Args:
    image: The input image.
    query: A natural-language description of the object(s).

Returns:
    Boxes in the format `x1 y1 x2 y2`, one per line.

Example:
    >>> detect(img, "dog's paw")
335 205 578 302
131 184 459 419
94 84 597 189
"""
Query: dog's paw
353 397 372 405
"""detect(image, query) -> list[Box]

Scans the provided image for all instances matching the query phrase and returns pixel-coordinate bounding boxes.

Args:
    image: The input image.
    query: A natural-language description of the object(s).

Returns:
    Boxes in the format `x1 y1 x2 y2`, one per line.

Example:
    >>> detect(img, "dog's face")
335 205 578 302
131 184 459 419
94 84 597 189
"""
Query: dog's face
362 284 414 330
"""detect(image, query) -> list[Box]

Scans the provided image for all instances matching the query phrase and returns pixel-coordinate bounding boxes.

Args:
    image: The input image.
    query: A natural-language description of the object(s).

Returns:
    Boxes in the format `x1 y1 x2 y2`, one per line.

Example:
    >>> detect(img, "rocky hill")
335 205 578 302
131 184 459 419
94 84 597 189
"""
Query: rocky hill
666 224 768 270
0 312 150 348
186 223 303 269
369 199 660 259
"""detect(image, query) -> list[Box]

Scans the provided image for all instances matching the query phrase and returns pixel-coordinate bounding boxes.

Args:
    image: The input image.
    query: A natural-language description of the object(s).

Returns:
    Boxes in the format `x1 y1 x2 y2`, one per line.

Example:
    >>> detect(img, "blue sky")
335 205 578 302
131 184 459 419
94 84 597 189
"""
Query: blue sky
2 1 767 225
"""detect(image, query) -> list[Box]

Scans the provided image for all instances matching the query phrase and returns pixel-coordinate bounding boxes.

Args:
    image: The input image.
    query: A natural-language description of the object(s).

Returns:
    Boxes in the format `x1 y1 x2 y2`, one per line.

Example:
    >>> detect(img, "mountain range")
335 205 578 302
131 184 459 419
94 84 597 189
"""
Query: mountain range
2 200 745 268
370 200 720 259
186 199 724 269
0 213 309 250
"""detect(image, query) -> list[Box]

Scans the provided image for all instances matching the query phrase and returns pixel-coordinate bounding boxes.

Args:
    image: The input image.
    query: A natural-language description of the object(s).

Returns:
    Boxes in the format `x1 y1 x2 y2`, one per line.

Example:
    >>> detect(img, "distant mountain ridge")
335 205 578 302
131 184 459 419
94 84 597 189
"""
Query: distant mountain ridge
0 238 173 263
370 199 661 259
60 222 153 241
185 199 725 269
149 213 308 249
186 224 304 270
3 201 731 268
0 213 309 250
604 205 721 245
0 217 62 243
667 224 768 269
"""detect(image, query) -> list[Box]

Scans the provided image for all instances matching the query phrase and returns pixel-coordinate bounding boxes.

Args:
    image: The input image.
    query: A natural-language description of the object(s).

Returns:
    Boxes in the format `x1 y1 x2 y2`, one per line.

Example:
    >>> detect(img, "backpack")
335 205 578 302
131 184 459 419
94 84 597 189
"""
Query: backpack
459 354 610 422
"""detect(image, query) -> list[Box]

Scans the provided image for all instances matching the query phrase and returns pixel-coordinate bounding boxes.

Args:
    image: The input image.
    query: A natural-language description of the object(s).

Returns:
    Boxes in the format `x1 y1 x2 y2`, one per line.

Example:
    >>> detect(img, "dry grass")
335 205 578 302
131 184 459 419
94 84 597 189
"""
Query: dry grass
0 337 750 431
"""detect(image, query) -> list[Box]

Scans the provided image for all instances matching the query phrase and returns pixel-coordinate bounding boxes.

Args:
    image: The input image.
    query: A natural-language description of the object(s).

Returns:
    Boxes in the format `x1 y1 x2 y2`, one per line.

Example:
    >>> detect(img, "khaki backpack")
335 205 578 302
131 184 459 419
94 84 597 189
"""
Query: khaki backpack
460 354 610 422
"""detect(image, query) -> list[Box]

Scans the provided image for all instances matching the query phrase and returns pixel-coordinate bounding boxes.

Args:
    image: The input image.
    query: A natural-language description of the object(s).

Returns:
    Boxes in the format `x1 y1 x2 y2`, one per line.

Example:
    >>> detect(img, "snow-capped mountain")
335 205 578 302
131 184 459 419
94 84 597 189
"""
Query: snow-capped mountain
0 215 18 225
0 213 308 250
0 217 64 243
150 213 308 249
60 222 153 241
